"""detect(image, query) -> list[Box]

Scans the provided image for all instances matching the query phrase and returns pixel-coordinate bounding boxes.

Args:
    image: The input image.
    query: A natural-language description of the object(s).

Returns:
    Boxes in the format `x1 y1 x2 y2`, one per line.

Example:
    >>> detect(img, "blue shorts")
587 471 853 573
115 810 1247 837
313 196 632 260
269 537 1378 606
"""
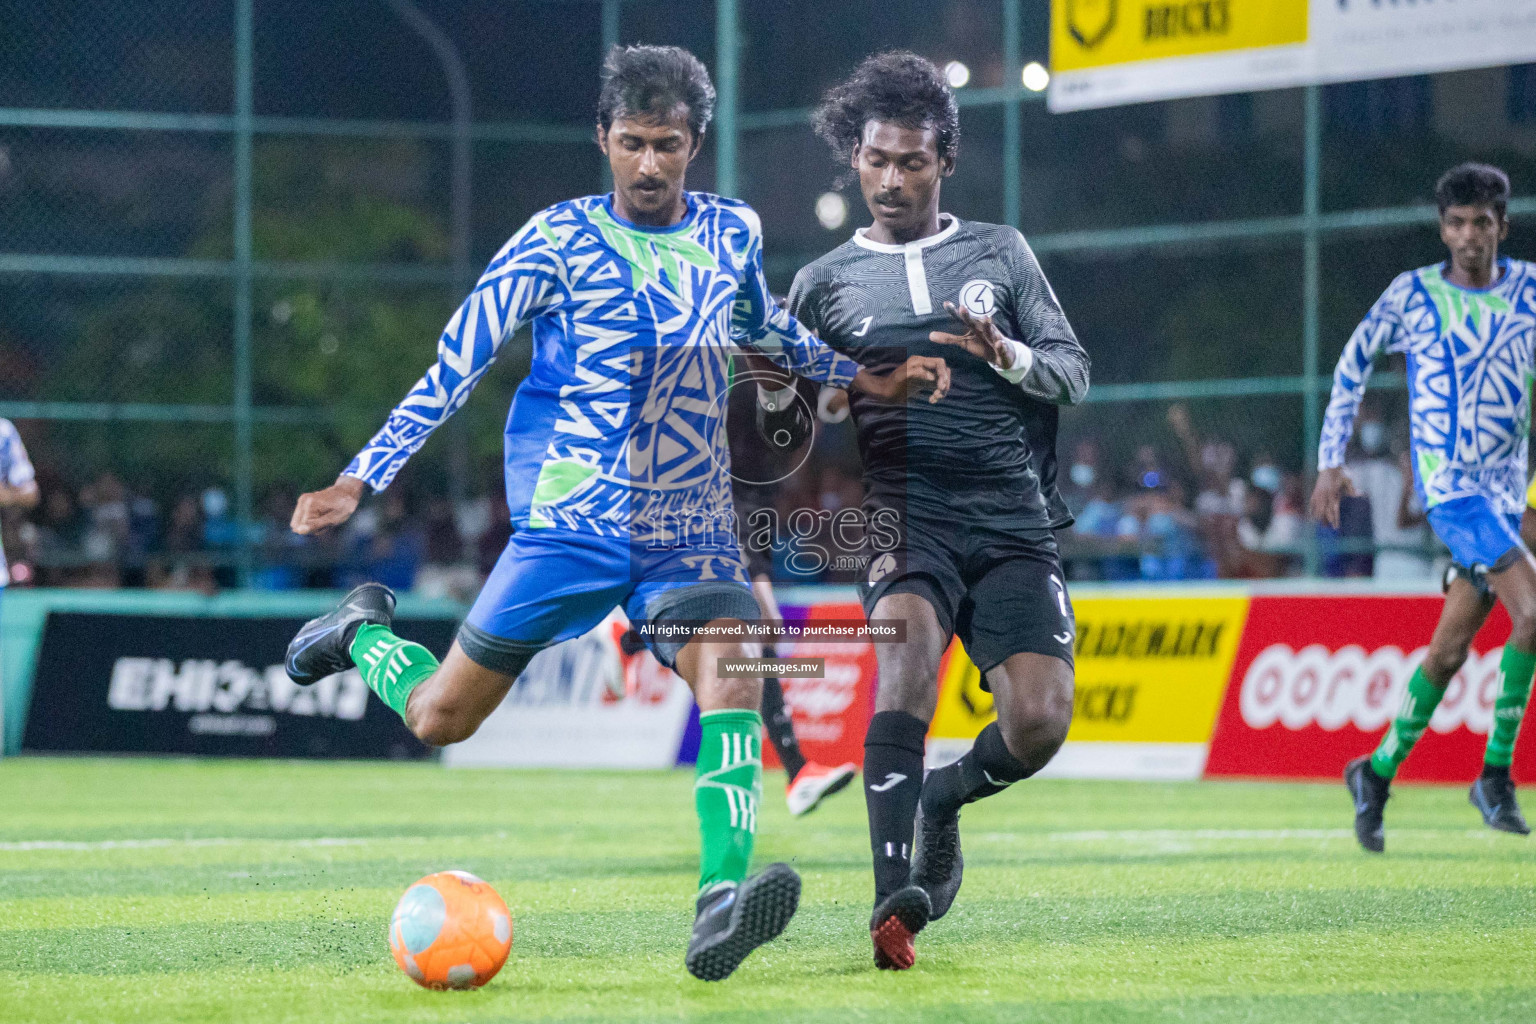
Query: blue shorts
1426 495 1525 573
458 528 756 674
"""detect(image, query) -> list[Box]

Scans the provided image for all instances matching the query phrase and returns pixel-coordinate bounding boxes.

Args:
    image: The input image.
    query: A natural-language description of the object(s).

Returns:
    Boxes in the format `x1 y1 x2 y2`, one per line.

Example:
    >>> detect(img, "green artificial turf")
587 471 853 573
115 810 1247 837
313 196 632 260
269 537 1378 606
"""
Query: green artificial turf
0 758 1531 1023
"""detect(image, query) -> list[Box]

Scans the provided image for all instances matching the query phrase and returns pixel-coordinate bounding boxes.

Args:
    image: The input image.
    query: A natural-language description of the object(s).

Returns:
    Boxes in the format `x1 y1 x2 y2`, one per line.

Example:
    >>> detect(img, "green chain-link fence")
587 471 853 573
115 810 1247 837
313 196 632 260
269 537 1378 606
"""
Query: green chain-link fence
1 0 1533 583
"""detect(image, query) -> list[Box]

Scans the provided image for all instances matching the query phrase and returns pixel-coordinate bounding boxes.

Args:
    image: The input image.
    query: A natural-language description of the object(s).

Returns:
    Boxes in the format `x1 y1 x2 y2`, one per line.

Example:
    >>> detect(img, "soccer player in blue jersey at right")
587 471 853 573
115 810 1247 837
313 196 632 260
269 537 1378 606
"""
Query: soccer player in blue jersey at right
281 45 948 980
1312 164 1536 851
0 418 40 606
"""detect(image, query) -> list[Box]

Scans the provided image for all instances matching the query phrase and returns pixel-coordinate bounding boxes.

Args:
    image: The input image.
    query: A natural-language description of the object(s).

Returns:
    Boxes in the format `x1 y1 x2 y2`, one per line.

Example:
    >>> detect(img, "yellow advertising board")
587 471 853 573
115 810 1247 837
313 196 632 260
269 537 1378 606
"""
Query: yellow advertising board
1049 0 1536 113
930 594 1251 745
1051 1 1308 73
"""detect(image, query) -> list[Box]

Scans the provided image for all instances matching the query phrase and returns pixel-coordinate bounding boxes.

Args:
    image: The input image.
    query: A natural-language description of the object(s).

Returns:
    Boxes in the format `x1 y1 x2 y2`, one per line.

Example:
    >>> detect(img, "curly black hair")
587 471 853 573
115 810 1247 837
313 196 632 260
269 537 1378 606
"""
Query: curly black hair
1435 162 1510 218
597 44 716 140
812 51 960 165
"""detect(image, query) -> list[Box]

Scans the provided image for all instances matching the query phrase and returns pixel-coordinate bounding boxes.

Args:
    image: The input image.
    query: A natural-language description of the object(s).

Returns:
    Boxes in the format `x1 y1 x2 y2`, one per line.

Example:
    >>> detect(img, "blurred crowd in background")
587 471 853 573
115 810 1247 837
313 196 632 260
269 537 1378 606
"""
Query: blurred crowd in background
1 7 1527 600
0 398 1442 597
0 466 511 600
1056 402 1434 584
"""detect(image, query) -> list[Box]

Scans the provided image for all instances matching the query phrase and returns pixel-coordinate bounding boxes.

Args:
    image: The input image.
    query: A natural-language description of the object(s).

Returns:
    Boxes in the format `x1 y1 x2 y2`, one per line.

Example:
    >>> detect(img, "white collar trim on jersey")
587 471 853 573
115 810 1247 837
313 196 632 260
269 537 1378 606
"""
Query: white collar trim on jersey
851 214 959 254
852 215 958 316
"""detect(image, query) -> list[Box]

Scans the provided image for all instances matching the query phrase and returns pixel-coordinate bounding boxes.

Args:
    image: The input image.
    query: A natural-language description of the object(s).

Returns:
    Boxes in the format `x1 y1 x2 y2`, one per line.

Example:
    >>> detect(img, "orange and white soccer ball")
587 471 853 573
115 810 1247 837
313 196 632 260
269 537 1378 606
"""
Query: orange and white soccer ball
388 870 513 989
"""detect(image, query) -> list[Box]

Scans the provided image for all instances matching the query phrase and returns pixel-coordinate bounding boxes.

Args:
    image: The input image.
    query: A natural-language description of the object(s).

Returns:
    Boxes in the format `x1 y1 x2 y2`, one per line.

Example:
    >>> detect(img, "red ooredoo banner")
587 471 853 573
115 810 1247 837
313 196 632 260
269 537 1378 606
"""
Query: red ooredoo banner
762 601 876 771
1206 595 1535 783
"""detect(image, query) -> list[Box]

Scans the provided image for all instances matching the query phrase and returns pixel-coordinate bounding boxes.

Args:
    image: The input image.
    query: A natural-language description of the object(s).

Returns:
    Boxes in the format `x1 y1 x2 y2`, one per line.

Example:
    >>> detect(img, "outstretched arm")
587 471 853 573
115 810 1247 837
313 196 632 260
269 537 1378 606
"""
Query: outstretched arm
0 421 38 510
736 229 949 404
292 215 563 535
1310 288 1403 528
732 224 859 388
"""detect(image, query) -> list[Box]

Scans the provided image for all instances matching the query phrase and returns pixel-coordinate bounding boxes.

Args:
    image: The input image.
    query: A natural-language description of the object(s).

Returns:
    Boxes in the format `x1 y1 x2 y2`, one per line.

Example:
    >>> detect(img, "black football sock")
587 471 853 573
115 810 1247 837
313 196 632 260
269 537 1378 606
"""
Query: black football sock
863 710 928 901
920 722 1033 821
760 657 806 781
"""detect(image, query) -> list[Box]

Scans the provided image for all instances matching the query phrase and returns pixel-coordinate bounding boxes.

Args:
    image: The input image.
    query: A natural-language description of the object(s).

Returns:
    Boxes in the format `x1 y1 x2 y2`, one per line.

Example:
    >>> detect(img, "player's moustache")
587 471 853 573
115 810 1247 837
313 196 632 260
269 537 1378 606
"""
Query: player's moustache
873 191 904 208
632 176 667 192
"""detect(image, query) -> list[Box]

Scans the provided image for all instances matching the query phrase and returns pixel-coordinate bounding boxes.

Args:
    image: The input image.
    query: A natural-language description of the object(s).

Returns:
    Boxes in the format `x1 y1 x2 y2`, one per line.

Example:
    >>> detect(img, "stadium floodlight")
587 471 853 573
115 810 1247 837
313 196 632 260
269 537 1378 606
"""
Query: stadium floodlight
943 61 970 89
815 191 849 230
1022 62 1050 92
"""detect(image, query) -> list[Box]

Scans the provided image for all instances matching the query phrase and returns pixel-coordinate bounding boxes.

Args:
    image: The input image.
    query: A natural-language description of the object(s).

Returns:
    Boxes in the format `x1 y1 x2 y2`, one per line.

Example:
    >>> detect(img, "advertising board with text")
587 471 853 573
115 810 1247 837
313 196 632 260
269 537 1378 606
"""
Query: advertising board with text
22 611 439 759
445 601 878 771
928 594 1250 780
763 600 876 772
1205 595 1536 784
1050 0 1536 112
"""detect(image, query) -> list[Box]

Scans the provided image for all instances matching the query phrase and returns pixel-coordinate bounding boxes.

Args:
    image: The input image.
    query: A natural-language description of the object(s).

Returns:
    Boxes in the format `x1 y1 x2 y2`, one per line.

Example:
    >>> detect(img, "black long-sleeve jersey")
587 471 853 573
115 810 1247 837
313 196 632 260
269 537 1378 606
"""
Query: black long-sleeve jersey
788 215 1089 531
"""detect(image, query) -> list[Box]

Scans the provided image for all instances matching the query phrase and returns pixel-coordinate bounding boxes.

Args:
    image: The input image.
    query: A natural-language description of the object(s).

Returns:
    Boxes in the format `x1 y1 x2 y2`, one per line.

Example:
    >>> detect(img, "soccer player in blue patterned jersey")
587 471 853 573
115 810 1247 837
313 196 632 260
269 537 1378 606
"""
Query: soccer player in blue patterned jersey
281 45 947 980
1313 164 1536 851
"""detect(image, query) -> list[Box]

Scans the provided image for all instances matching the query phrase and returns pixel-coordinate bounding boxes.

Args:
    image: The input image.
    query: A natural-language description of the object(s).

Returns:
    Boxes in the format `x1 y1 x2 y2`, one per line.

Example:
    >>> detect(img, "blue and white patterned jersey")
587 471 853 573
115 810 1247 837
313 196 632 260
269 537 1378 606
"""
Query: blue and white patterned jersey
344 192 860 539
1319 258 1536 515
0 418 36 588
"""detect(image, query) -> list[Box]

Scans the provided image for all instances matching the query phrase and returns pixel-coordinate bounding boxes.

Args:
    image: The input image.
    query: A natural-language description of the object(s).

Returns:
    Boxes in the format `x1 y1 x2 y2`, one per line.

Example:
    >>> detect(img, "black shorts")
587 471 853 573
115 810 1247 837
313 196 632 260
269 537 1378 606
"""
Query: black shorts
857 514 1075 680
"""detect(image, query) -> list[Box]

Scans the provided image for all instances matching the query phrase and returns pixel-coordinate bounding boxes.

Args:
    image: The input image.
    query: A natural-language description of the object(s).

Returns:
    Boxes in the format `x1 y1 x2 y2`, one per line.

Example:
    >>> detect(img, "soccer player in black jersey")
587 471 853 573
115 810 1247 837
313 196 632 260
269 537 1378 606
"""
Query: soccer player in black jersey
785 52 1090 970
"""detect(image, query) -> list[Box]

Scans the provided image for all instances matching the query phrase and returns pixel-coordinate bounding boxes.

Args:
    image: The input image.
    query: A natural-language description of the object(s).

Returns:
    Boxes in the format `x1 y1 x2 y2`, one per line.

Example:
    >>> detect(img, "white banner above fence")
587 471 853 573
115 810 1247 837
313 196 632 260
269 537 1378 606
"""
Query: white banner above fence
1050 0 1536 112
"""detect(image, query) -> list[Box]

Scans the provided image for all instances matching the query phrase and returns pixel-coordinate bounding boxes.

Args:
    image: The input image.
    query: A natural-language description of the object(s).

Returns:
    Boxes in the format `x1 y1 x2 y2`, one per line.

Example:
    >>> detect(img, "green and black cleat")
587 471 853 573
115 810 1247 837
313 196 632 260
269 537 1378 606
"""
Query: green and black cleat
869 884 931 971
1469 771 1531 836
909 797 964 920
285 582 395 686
1344 755 1390 853
685 863 801 981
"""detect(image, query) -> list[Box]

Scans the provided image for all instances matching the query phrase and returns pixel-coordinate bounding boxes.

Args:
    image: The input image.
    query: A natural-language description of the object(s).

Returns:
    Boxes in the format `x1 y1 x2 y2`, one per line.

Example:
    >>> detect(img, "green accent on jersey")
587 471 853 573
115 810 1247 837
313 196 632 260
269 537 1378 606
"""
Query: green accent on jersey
1422 266 1514 339
589 205 719 292
1416 450 1446 507
528 459 599 527
532 459 598 505
534 216 560 249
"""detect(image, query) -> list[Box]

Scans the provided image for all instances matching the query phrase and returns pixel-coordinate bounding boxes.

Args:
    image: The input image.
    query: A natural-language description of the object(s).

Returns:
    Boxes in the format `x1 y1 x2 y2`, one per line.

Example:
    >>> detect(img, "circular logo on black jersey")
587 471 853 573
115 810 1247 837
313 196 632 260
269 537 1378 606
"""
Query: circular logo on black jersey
959 279 996 317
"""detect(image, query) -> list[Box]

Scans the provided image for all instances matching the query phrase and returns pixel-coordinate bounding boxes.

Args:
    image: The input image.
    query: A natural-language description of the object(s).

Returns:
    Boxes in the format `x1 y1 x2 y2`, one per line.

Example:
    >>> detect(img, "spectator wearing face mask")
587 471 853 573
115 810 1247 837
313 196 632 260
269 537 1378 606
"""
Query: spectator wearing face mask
1345 412 1431 580
1119 478 1210 580
1061 438 1104 513
1248 453 1283 498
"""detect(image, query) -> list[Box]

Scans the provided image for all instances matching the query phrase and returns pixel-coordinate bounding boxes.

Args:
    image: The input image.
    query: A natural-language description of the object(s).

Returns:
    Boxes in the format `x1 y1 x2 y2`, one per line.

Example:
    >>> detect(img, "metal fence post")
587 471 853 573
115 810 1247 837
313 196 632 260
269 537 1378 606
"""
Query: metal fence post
1002 0 1022 229
714 0 738 198
234 0 255 583
385 0 473 506
1302 83 1322 577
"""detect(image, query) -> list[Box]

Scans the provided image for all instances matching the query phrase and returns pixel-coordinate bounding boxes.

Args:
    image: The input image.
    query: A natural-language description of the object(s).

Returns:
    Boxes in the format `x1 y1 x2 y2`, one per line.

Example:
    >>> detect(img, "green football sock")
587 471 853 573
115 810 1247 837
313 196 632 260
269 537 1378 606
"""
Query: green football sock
1370 665 1446 779
349 623 439 721
1485 644 1536 768
694 709 763 894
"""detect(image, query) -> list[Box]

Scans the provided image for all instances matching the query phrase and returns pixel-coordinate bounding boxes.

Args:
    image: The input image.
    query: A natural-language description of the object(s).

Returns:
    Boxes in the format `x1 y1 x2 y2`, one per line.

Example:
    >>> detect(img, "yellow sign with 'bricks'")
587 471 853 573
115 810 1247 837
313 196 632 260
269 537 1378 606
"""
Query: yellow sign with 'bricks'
1051 1 1308 73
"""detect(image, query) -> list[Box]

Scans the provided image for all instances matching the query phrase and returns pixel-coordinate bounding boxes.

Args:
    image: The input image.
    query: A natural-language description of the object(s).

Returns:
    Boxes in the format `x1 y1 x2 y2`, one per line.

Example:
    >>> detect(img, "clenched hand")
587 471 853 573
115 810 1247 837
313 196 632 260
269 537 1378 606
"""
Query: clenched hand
291 476 366 535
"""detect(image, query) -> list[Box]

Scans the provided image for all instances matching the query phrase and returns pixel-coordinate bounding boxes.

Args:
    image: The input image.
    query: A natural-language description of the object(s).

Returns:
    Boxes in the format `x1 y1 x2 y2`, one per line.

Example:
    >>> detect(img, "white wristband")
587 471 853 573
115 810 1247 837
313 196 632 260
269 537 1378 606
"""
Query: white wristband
758 383 796 412
817 386 849 423
993 338 1034 384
